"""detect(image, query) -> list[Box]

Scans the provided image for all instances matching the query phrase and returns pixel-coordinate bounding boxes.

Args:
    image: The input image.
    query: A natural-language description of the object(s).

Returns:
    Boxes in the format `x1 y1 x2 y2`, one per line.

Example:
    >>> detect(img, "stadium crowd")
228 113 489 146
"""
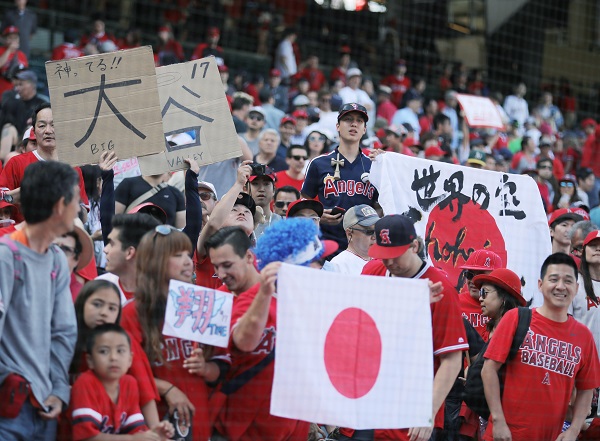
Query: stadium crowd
2 1 600 441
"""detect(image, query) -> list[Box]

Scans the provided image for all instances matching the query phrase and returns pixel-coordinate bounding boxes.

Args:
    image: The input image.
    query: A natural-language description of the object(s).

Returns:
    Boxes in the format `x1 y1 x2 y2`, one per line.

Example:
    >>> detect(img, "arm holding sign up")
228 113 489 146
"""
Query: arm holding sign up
233 262 280 352
196 160 253 259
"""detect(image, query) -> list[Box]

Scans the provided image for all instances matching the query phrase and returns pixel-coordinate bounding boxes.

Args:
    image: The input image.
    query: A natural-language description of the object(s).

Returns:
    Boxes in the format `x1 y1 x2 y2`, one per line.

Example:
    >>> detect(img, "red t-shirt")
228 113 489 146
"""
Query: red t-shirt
296 67 326 91
214 282 309 441
0 47 27 96
121 302 230 441
459 292 489 341
274 171 304 192
339 261 468 440
194 254 224 290
484 308 600 441
69 370 147 439
0 151 89 222
51 43 84 61
581 136 600 177
380 75 411 108
376 100 398 125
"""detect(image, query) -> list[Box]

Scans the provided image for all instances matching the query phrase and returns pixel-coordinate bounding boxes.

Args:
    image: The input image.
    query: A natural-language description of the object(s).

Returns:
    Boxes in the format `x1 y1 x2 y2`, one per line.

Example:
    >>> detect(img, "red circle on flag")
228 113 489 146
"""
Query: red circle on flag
324 307 382 399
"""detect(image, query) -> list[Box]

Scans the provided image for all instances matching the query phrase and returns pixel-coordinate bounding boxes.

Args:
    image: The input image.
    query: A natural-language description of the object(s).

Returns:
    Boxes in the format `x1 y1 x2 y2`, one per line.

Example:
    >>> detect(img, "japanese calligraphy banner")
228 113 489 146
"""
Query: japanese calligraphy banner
272 264 433 429
456 94 504 129
46 46 165 167
162 279 234 348
137 57 241 175
370 153 551 305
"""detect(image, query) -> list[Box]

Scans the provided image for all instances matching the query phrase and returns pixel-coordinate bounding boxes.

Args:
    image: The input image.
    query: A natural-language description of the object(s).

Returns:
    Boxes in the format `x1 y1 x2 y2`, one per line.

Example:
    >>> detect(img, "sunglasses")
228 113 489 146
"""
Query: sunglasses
560 181 575 188
274 201 292 208
479 288 497 300
464 270 487 281
350 227 375 237
152 224 177 245
537 165 552 170
291 155 307 161
248 114 264 121
199 191 216 201
309 135 326 142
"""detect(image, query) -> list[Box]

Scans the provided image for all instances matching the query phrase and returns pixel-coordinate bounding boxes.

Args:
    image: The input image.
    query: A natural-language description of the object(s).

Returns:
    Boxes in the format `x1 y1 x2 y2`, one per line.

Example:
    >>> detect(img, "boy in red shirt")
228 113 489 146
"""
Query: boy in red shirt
482 253 600 441
69 324 174 440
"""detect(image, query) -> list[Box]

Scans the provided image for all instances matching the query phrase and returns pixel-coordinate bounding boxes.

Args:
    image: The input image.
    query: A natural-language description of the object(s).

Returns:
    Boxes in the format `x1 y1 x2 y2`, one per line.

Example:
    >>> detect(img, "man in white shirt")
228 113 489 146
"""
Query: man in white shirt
503 82 529 134
330 204 380 274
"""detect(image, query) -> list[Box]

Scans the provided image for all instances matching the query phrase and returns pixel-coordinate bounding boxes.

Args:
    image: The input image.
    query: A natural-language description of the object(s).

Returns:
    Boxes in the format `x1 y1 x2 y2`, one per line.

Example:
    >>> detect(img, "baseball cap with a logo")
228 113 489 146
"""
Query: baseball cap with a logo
343 204 380 230
460 249 504 271
368 215 416 259
337 103 369 123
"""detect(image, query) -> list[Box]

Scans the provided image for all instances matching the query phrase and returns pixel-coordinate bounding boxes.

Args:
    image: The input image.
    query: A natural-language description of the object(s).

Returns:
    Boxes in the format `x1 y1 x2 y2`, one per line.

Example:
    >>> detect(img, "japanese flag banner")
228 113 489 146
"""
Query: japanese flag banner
271 264 434 429
456 94 504 129
162 279 233 348
370 153 552 305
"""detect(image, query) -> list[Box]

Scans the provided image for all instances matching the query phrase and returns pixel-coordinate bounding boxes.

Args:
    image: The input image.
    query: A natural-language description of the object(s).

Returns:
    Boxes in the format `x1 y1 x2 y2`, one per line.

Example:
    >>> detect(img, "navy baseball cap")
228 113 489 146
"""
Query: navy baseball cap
234 192 256 216
368 215 417 259
338 103 369 123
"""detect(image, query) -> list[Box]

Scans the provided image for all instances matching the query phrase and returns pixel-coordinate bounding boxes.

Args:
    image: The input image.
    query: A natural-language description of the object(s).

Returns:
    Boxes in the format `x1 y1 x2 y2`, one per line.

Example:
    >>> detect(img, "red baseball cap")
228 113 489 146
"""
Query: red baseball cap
128 202 168 224
368 215 416 259
582 118 597 129
548 208 583 227
208 27 220 37
280 116 296 126
249 172 276 183
424 145 445 158
0 200 15 210
460 249 504 271
292 109 309 119
270 68 281 77
584 230 600 247
472 268 526 306
218 64 229 73
3 26 18 36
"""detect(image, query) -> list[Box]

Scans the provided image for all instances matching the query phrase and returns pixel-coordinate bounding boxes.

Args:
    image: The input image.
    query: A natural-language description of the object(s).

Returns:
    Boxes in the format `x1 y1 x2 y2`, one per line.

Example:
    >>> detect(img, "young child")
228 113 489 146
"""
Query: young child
69 323 174 440
71 280 122 375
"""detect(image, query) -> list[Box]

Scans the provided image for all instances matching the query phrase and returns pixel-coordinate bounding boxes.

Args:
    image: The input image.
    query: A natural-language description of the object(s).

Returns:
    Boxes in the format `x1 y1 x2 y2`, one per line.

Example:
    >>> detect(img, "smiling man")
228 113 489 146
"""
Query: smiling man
481 253 600 441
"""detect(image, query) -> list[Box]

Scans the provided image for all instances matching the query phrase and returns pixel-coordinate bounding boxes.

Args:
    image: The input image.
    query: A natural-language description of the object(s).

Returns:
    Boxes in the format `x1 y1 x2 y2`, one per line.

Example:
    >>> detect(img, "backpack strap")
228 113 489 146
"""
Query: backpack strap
220 347 275 396
508 306 532 361
0 236 24 281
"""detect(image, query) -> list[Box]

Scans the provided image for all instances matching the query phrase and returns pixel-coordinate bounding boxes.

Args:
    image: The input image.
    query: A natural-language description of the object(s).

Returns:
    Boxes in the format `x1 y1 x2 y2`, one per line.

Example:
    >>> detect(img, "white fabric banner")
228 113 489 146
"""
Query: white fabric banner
370 153 551 305
271 264 434 429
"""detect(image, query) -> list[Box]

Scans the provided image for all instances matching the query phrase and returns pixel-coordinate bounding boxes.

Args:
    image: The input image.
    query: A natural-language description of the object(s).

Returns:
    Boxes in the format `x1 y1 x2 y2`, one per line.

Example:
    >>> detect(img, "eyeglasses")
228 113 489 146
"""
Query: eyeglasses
349 227 375 237
464 270 486 281
291 155 307 161
248 114 264 121
199 191 216 201
58 244 76 257
479 288 497 299
309 135 326 143
274 201 292 208
560 181 575 188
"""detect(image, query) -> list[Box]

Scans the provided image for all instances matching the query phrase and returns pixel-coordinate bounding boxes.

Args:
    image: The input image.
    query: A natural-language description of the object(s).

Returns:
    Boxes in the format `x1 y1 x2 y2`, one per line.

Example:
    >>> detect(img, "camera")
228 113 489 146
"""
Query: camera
250 163 267 176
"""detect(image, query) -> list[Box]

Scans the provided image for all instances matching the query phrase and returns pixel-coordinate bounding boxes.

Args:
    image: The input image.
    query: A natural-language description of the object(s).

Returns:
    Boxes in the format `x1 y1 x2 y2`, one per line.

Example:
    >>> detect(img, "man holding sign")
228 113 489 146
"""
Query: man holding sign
341 215 467 441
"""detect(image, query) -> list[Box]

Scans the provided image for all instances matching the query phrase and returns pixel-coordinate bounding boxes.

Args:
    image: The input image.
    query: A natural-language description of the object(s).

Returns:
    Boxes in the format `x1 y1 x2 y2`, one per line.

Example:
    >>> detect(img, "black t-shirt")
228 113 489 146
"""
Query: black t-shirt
114 176 185 226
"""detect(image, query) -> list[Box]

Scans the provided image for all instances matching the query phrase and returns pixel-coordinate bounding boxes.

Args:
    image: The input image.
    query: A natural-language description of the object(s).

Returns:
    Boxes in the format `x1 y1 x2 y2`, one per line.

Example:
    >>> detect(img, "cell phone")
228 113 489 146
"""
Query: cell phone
330 206 346 216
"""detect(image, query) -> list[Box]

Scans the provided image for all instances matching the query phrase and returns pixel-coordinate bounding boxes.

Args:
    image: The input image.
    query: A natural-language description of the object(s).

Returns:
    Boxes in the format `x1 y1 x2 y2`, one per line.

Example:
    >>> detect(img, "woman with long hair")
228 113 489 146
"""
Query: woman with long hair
121 226 229 440
572 230 600 355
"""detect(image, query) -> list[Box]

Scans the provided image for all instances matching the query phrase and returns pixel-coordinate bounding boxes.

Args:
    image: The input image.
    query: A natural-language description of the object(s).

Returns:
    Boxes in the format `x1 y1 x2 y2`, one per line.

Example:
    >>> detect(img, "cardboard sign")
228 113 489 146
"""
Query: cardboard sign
370 153 551 305
138 57 241 175
46 46 165 167
456 94 504 129
163 280 233 348
272 264 433 429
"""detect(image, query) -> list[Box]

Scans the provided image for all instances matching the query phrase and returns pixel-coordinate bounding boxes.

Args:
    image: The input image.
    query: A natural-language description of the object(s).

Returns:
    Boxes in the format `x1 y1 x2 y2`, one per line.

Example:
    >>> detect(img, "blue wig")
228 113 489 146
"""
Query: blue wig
255 218 324 270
